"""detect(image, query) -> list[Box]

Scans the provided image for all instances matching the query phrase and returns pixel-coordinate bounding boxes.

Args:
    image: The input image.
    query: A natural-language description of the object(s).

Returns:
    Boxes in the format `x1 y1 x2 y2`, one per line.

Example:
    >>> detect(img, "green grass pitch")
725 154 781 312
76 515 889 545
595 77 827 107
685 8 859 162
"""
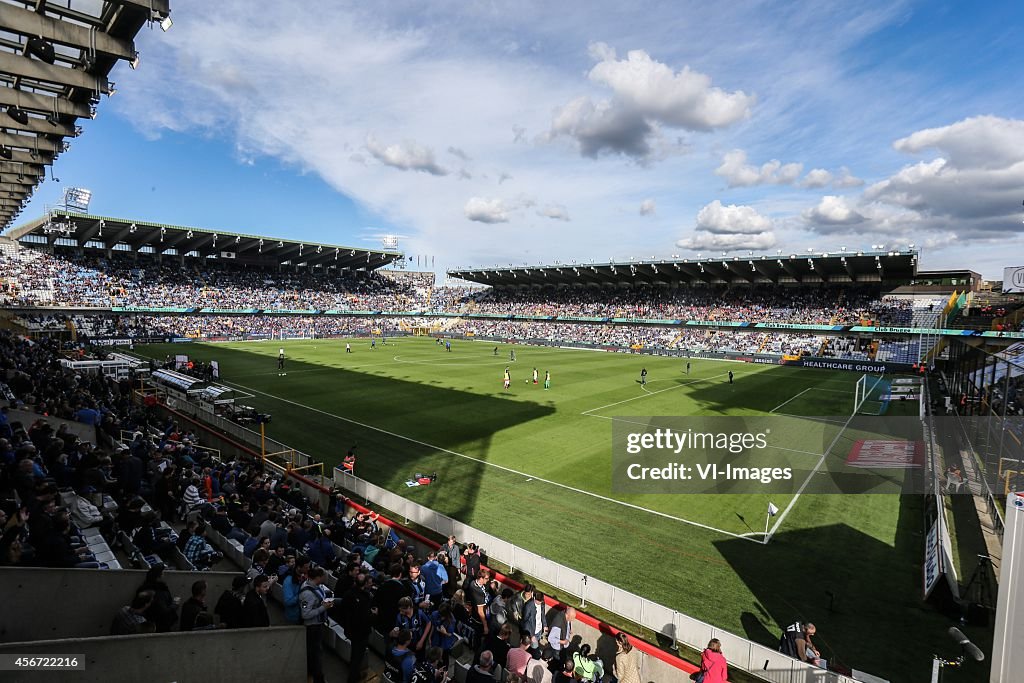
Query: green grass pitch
135 337 976 682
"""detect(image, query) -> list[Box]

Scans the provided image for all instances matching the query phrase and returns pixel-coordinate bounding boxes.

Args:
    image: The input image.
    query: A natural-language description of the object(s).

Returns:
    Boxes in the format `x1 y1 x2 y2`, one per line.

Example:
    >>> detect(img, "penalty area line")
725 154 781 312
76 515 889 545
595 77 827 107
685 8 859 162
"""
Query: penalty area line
222 379 760 543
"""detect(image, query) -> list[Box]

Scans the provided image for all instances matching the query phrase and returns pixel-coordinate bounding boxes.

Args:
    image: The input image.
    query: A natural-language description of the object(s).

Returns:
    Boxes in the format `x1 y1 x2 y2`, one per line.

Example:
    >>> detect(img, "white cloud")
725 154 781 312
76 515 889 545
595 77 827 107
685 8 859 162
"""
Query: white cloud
716 150 802 187
639 198 656 216
678 231 777 251
695 200 773 234
366 135 448 176
538 204 571 221
677 200 776 251
833 166 864 188
801 168 833 188
587 45 755 131
464 197 512 224
548 45 753 160
802 195 865 226
892 115 1024 170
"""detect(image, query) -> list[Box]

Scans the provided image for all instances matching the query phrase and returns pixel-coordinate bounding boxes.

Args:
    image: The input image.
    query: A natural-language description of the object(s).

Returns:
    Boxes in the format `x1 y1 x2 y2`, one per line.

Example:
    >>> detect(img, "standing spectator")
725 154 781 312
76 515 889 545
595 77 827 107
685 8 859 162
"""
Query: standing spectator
307 527 338 570
428 602 460 665
137 564 179 632
439 553 459 600
394 596 432 656
300 566 334 683
340 573 375 683
179 580 208 631
420 550 447 605
111 590 154 635
375 563 411 632
283 555 311 624
443 535 461 576
547 607 575 662
467 568 493 637
521 591 547 648
214 575 249 628
385 629 416 683
613 633 640 683
242 575 273 627
464 543 481 580
700 638 729 682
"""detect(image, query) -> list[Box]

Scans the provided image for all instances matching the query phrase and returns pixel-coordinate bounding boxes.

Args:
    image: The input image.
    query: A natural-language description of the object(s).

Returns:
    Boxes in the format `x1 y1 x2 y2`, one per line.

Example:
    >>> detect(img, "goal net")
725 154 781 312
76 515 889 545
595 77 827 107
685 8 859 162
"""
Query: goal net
854 373 891 415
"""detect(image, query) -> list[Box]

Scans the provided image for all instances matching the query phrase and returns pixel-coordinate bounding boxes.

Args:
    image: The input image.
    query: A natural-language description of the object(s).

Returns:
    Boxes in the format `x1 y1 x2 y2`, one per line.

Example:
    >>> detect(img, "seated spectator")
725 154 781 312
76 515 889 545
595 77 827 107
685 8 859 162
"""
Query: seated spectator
480 623 513 669
467 650 497 683
796 623 826 669
183 521 220 570
507 631 533 678
111 590 154 635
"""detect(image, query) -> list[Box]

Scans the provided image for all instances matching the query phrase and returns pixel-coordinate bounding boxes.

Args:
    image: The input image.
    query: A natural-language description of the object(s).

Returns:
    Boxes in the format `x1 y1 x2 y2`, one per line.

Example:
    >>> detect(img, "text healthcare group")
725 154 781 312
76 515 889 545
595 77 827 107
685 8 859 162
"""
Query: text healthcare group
625 427 770 454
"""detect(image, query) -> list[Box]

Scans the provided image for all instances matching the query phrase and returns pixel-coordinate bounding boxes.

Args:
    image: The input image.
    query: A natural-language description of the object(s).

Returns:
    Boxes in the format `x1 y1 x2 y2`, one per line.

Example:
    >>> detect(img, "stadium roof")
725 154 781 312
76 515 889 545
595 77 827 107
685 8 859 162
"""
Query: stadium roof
449 250 919 287
0 0 171 228
6 211 404 269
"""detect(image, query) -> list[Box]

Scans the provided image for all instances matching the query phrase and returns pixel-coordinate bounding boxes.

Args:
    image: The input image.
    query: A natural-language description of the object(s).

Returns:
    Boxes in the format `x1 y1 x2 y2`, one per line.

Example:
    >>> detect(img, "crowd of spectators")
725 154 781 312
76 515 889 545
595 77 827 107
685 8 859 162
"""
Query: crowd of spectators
0 249 433 312
460 287 918 326
0 245 950 332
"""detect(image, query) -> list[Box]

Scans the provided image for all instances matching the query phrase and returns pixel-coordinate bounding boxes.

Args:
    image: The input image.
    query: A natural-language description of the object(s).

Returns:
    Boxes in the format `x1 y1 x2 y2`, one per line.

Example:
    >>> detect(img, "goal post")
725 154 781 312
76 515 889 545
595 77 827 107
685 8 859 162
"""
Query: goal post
854 373 891 415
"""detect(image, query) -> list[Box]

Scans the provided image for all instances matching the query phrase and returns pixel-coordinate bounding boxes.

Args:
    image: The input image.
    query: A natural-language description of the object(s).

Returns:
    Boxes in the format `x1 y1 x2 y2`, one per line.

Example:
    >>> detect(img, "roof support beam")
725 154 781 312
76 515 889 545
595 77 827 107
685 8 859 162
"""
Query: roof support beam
0 148 54 164
0 51 111 93
0 4 136 60
0 160 45 176
0 112 76 137
0 88 92 118
0 130 63 154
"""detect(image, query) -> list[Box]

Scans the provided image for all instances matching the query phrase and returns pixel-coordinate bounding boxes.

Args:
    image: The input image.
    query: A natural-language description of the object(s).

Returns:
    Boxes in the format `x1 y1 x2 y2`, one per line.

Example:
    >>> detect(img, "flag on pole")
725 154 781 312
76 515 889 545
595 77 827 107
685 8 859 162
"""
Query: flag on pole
767 502 780 517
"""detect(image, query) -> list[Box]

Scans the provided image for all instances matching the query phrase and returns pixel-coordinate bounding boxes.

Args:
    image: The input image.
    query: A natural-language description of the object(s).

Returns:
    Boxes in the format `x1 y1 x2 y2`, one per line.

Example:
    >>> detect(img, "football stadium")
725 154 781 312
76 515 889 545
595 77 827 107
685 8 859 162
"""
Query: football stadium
0 3 1023 683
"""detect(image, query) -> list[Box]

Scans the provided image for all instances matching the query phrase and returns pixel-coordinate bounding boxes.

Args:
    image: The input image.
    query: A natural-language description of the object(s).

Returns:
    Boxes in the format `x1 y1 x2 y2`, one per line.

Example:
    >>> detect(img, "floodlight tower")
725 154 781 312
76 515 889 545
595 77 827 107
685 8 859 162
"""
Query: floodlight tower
62 187 92 213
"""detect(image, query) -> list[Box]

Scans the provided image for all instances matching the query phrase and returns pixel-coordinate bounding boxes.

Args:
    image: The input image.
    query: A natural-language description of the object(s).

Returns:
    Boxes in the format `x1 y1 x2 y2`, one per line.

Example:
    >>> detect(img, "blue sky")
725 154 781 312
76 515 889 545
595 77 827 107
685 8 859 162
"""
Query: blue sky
12 0 1024 278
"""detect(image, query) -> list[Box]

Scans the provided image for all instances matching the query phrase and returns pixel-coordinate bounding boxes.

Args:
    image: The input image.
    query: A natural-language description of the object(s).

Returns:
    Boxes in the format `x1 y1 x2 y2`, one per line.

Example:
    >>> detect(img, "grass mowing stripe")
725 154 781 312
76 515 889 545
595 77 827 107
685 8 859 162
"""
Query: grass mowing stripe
763 407 859 544
222 377 761 543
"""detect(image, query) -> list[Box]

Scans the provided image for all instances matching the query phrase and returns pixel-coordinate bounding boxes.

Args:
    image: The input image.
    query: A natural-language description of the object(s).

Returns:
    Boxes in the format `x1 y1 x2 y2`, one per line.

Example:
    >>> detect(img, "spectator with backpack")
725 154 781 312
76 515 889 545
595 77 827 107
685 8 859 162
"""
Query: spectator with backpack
385 629 417 683
300 566 334 683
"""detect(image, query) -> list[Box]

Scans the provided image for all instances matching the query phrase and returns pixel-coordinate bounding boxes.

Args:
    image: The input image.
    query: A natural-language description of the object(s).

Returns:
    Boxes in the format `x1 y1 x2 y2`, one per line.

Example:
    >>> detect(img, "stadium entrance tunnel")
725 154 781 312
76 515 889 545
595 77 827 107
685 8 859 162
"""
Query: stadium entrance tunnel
712 499 993 683
134 342 556 524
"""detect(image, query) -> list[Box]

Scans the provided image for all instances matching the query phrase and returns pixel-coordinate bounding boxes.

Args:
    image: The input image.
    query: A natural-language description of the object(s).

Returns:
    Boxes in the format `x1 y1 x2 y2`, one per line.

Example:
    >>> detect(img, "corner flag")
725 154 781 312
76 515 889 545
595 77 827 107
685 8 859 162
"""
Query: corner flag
768 502 780 517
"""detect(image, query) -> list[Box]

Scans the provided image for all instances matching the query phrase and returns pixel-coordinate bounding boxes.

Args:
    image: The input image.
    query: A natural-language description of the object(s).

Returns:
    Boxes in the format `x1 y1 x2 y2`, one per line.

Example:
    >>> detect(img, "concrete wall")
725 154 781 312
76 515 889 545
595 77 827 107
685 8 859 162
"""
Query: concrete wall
0 627 306 683
0 567 249 642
